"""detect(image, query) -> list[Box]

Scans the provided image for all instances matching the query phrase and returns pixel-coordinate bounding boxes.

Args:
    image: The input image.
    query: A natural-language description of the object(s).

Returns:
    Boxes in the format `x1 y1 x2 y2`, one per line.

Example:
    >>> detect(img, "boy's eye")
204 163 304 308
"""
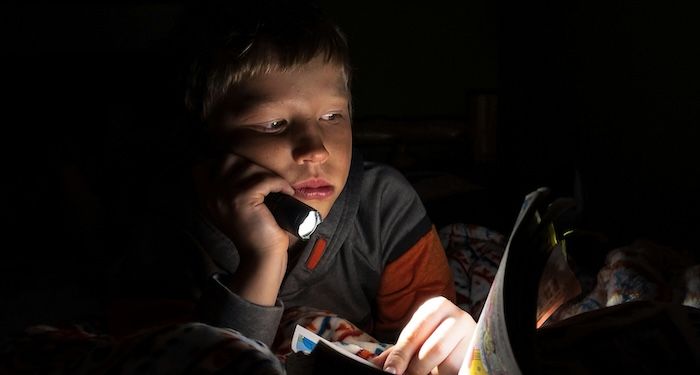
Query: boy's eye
320 113 343 121
257 119 288 133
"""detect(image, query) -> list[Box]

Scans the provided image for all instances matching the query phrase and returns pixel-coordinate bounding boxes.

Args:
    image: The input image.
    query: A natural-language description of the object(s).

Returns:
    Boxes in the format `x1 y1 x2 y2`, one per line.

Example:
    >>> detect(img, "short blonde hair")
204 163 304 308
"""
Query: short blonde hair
184 3 351 124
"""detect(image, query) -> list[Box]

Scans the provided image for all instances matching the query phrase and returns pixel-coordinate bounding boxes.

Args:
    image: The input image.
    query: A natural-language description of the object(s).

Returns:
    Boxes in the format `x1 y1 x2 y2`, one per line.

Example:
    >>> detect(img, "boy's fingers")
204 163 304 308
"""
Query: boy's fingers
221 175 294 215
201 153 292 197
406 311 475 375
273 182 296 197
382 297 455 374
218 153 252 179
219 155 295 196
437 333 472 375
369 347 392 368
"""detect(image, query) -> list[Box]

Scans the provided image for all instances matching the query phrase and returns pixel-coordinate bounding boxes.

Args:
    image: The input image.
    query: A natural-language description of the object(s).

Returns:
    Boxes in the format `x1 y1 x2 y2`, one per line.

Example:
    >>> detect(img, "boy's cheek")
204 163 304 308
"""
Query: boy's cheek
219 137 281 168
213 130 261 154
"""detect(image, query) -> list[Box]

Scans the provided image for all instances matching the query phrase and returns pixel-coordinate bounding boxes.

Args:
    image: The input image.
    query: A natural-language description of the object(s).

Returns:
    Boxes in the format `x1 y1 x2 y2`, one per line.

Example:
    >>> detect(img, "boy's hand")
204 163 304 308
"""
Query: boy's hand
193 153 295 305
371 297 476 375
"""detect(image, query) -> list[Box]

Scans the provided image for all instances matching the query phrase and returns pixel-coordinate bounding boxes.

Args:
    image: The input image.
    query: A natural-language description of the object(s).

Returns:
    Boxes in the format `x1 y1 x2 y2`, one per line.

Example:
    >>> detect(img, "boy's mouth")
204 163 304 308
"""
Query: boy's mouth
293 179 334 200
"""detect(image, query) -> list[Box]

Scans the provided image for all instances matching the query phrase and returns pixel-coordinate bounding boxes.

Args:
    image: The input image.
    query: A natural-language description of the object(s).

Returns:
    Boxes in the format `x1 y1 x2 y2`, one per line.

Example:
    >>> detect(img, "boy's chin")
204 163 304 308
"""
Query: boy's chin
309 200 334 220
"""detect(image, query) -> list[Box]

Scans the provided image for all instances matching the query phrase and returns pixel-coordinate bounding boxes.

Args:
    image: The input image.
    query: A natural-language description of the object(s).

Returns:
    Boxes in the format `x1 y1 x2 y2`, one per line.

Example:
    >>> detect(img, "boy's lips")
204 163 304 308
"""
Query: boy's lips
293 179 334 200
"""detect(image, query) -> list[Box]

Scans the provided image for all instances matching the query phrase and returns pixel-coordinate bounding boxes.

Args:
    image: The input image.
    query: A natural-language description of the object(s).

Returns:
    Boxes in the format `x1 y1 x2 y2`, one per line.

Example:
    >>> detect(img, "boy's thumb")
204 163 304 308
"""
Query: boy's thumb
382 347 412 374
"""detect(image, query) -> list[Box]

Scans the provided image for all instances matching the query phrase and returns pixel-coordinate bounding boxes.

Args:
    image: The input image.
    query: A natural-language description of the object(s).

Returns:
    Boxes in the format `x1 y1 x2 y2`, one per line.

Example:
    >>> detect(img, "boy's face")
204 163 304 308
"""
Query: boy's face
212 57 352 219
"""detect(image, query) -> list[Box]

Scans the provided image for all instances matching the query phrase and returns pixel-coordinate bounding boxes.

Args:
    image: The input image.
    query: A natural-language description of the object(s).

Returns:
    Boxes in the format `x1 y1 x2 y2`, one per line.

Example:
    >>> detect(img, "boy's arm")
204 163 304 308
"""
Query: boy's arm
106 217 285 347
188 153 293 345
106 279 284 346
373 226 456 342
190 213 286 347
197 273 284 345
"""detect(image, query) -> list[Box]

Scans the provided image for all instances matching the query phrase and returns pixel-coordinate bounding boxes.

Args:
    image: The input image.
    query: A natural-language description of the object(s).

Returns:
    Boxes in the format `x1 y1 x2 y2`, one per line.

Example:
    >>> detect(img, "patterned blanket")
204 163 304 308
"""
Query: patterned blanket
2 224 698 374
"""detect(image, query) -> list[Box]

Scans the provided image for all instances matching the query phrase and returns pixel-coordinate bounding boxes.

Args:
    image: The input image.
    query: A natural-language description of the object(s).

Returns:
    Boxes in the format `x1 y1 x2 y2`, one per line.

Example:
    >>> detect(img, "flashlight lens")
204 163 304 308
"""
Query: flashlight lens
298 211 322 239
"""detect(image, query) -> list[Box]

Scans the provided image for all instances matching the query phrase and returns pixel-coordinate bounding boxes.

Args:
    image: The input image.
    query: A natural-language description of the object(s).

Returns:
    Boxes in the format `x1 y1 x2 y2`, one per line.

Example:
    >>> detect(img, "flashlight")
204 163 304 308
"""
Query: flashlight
264 192 322 240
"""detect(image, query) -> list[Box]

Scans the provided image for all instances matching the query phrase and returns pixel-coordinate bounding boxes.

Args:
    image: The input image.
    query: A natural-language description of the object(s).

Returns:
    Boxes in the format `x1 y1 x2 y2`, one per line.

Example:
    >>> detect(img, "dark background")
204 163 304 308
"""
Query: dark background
2 1 699 332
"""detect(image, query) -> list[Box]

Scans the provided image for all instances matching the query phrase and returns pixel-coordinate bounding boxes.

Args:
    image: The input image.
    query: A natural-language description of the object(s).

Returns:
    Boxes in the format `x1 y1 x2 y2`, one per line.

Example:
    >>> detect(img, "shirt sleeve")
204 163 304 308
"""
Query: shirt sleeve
373 226 456 342
188 216 285 347
197 273 284 346
107 216 285 347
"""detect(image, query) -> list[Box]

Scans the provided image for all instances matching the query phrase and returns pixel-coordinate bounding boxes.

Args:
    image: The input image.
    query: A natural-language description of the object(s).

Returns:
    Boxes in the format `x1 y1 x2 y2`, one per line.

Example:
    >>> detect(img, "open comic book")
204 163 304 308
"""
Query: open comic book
459 187 578 374
287 325 390 374
287 187 581 374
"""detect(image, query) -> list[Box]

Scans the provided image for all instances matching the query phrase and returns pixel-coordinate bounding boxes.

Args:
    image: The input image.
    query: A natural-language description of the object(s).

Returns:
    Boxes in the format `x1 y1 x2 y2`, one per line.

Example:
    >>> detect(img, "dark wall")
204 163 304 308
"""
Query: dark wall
499 1 700 250
320 1 699 253
2 1 499 269
319 1 497 118
1 3 192 333
1 1 698 332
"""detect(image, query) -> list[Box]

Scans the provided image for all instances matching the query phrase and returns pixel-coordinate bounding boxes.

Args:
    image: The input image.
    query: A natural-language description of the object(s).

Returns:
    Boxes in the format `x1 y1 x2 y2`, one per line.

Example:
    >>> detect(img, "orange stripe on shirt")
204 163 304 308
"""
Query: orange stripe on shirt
374 226 456 337
306 237 328 270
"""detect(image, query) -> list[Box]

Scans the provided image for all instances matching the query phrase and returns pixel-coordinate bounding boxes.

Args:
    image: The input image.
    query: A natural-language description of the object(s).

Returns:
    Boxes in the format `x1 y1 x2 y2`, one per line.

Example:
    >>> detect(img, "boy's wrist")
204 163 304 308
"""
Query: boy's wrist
228 252 287 306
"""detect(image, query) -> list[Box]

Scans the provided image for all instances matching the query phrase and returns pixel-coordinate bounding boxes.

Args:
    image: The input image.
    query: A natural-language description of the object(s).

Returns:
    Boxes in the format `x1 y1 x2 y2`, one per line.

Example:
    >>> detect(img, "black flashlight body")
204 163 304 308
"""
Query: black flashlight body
264 192 322 240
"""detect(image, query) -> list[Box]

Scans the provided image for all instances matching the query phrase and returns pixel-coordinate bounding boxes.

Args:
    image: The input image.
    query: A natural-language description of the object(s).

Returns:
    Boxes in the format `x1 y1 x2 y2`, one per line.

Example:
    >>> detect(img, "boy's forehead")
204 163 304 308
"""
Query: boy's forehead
237 78 348 103
221 63 349 113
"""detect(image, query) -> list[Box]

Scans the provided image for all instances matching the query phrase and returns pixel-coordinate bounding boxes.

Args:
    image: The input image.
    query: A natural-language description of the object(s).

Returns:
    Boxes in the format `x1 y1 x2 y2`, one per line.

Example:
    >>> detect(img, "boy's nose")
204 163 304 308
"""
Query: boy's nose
291 122 329 165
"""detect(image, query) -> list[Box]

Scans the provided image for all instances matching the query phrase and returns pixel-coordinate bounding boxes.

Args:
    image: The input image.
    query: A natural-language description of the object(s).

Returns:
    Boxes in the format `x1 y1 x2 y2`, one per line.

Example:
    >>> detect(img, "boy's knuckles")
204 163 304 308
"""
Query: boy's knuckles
399 326 428 350
405 360 435 375
457 310 476 328
417 296 450 316
385 348 412 371
437 360 460 375
438 297 458 312
421 340 451 362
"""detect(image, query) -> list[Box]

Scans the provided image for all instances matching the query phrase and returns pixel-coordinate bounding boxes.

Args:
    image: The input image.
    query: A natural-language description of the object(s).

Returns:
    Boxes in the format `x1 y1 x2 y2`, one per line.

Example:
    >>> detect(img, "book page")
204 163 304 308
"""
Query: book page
536 240 582 328
460 188 548 375
291 325 383 370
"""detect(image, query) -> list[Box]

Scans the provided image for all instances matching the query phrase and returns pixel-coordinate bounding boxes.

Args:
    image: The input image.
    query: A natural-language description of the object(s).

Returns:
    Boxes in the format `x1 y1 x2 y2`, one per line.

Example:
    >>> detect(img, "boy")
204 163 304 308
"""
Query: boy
112 1 475 374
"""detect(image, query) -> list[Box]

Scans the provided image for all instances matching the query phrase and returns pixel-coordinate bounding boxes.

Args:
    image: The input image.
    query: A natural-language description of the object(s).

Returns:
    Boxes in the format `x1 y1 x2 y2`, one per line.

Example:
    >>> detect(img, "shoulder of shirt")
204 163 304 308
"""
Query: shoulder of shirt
361 161 412 188
359 161 420 207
